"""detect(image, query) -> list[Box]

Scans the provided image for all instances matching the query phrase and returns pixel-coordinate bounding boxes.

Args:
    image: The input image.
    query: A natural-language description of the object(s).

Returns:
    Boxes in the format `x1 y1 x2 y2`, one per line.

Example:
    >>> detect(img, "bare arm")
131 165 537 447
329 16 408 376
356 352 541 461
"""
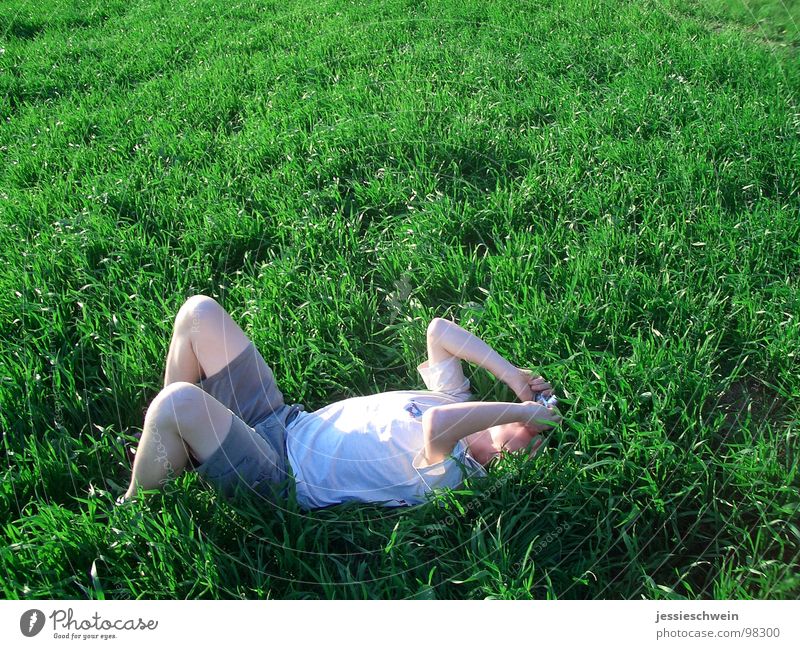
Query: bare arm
426 317 518 385
421 400 561 466
426 317 552 401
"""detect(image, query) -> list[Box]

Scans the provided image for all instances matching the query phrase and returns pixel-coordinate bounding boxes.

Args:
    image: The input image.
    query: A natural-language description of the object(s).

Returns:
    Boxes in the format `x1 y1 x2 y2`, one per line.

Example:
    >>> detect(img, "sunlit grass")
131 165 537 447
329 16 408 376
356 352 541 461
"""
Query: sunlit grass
1 0 798 599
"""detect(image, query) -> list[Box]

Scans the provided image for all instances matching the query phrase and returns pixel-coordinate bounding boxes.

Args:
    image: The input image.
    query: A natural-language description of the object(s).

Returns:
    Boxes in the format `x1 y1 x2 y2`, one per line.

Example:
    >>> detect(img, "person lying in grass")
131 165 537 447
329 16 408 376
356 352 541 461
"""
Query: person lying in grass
120 295 563 509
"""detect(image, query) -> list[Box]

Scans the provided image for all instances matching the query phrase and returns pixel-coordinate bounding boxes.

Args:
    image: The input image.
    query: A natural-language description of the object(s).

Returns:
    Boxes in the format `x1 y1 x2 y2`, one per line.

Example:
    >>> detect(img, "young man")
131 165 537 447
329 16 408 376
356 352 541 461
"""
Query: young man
121 295 563 509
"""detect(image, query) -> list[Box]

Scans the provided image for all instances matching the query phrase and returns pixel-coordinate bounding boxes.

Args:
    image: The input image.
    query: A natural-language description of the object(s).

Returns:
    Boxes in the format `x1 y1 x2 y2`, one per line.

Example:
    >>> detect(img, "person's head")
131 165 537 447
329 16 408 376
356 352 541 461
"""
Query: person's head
465 422 544 466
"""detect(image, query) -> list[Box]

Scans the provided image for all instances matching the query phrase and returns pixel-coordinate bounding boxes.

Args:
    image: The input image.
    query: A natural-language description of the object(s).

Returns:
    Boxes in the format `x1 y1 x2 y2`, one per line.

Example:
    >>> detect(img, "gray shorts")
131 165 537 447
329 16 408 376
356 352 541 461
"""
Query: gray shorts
189 341 303 502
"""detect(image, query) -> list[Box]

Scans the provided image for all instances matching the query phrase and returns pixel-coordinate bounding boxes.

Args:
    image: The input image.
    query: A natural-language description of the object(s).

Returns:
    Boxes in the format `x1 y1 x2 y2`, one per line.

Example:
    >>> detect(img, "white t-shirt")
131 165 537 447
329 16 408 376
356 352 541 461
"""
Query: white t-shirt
284 355 488 510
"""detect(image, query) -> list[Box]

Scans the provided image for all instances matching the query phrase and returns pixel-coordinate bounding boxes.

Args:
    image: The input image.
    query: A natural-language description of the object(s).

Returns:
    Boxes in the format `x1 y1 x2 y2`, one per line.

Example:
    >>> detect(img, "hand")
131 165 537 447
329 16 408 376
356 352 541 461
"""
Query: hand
521 401 563 432
506 367 554 402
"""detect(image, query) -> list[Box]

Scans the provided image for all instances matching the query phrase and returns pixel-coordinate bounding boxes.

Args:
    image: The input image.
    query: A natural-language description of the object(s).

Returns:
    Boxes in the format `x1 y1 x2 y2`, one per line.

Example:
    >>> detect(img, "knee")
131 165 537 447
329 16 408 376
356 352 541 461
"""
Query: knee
146 381 205 426
174 294 222 334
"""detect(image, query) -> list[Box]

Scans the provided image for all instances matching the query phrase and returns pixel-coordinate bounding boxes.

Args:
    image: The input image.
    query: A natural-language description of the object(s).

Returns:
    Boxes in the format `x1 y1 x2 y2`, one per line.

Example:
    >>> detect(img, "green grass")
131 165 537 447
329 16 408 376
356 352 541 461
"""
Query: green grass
665 0 800 46
1 0 798 599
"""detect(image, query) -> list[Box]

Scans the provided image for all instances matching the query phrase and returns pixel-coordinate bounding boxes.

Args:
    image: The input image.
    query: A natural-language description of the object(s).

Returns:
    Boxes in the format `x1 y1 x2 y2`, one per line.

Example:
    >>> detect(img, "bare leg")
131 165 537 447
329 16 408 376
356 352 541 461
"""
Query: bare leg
123 382 233 500
164 295 253 387
121 296 259 502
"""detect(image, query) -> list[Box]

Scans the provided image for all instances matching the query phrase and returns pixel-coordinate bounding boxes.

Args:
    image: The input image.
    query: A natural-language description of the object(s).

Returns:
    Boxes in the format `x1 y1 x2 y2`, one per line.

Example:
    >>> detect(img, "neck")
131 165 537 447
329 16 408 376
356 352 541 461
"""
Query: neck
465 428 495 466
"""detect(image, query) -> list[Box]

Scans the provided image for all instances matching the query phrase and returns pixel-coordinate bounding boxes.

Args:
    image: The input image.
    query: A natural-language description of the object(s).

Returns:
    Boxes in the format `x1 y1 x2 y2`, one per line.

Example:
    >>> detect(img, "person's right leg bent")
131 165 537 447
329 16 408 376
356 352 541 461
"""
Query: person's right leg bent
123 382 233 500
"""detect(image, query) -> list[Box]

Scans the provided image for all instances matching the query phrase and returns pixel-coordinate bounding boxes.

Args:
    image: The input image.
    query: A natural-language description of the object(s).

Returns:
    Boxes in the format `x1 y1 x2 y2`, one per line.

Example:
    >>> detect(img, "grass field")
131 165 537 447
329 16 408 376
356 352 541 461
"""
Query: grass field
1 0 798 599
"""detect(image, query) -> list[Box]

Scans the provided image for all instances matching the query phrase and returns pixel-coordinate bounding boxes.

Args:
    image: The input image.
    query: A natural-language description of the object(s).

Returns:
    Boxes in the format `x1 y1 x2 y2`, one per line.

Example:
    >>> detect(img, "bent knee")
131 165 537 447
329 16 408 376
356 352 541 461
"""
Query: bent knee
146 381 206 422
427 317 447 341
174 294 223 332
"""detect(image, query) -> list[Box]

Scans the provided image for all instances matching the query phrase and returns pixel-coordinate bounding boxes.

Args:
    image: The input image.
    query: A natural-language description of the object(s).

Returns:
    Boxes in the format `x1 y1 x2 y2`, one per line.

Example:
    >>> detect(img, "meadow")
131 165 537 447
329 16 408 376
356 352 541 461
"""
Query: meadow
0 0 798 599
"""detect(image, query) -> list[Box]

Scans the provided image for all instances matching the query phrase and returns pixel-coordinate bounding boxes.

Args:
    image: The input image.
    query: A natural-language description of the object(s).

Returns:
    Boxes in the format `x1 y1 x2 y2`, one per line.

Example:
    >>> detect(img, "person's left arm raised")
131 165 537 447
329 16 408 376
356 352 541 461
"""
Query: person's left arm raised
425 317 552 402
419 318 560 466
